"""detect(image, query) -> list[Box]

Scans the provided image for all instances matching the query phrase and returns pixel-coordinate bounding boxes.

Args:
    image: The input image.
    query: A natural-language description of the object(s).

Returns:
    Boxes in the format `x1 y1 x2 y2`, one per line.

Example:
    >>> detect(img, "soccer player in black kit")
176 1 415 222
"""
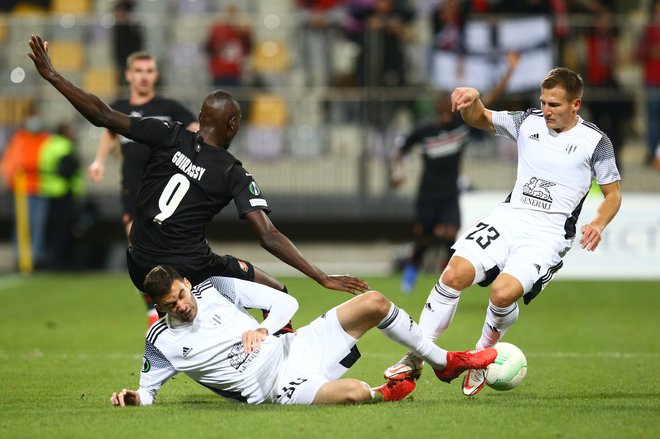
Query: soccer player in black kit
391 52 520 293
87 52 199 324
88 52 199 239
28 34 368 329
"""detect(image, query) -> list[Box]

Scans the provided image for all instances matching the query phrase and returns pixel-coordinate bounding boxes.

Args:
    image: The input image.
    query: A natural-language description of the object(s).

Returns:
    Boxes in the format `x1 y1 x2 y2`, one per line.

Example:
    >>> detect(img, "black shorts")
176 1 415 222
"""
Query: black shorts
127 247 256 292
415 195 461 234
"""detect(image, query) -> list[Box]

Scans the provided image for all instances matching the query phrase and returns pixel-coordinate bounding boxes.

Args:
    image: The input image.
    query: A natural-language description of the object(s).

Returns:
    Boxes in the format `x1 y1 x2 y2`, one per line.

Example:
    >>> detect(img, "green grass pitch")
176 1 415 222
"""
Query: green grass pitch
1 273 658 438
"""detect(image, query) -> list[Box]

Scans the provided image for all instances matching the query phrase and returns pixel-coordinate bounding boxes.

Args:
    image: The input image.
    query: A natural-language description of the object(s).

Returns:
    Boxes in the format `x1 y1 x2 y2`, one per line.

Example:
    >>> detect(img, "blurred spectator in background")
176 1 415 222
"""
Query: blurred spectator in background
584 5 633 173
40 123 84 270
636 0 660 166
112 0 144 87
204 3 252 87
343 0 416 155
345 0 415 88
391 51 519 294
296 0 345 87
430 0 468 80
1 102 50 269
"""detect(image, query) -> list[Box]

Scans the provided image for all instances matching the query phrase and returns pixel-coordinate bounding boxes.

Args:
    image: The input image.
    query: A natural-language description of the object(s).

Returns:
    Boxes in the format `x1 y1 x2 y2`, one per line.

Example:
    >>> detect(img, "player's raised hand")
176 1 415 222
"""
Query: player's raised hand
451 87 480 112
27 34 57 81
110 388 141 407
321 274 369 295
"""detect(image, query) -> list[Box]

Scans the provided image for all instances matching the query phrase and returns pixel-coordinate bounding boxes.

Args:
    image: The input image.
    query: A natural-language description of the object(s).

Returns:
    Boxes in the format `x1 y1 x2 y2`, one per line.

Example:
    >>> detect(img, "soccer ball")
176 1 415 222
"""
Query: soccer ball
486 342 527 391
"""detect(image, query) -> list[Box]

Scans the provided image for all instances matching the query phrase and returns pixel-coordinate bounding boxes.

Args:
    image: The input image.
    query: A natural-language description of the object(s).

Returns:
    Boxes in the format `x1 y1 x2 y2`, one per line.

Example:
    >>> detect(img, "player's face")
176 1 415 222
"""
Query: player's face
156 278 198 322
125 59 159 96
539 87 581 133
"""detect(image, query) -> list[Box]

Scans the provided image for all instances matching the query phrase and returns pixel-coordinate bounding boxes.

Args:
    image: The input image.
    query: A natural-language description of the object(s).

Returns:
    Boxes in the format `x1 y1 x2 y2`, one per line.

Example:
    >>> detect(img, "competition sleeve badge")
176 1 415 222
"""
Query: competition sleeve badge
142 356 151 373
248 181 261 196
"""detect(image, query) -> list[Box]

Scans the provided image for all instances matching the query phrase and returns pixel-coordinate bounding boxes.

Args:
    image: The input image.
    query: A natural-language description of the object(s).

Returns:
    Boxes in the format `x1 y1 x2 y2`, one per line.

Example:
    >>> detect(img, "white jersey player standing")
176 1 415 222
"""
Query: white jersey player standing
384 67 622 396
111 266 498 406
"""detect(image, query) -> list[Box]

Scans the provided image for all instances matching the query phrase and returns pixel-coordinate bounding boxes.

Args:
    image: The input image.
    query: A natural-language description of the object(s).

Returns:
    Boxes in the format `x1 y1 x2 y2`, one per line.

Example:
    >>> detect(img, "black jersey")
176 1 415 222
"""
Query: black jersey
398 114 470 199
111 96 196 196
126 117 270 266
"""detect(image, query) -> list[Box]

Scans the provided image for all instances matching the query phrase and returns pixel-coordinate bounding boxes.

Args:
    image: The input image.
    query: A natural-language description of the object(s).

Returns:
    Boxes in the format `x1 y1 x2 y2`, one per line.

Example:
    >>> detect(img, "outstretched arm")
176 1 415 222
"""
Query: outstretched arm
245 210 369 294
27 34 130 135
580 181 622 251
450 87 495 133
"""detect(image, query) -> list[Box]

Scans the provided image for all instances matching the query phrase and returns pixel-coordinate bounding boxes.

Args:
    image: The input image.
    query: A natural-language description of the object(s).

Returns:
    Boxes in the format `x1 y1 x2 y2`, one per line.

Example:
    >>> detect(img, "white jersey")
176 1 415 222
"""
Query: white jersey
137 277 298 405
491 109 620 238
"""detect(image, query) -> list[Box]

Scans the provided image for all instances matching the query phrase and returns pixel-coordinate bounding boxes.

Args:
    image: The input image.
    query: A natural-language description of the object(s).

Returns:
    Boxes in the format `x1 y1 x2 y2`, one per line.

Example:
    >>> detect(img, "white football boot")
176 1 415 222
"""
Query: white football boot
462 368 487 396
383 352 424 380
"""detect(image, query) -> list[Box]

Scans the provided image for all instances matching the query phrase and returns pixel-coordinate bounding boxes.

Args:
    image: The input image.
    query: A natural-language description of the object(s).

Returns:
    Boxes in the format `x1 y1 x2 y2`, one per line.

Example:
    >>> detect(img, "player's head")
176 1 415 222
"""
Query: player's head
143 266 198 322
539 67 582 133
435 91 453 122
198 90 242 149
125 51 159 96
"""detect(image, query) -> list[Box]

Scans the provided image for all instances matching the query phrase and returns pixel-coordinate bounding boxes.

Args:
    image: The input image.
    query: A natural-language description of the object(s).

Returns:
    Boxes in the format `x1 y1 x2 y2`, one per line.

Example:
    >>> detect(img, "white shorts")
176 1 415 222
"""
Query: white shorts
452 205 573 303
270 307 358 405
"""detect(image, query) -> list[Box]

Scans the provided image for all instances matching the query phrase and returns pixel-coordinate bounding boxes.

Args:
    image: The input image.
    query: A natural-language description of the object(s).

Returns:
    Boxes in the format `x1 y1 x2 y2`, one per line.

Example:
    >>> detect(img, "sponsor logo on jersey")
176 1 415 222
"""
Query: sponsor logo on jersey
534 264 541 274
248 181 261 196
521 177 555 210
566 143 577 154
182 347 193 358
171 151 207 180
528 133 539 141
238 260 249 272
142 357 151 373
425 302 433 312
229 342 258 372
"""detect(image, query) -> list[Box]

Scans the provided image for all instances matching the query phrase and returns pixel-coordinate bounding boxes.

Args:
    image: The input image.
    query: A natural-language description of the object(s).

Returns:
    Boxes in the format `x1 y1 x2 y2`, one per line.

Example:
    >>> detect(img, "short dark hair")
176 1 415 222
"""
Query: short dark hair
541 68 583 101
143 265 183 301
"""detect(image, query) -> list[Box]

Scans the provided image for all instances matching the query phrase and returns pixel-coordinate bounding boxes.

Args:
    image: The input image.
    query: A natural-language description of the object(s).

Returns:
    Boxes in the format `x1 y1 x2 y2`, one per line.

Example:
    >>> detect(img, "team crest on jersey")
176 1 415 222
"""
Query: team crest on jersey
248 181 261 196
521 177 555 210
142 357 151 373
238 260 249 272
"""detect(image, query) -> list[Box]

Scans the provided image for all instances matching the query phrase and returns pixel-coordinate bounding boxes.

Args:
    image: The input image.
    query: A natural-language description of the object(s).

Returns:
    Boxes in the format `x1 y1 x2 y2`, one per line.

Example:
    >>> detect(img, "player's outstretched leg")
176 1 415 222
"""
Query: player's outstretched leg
461 300 519 396
384 279 462 380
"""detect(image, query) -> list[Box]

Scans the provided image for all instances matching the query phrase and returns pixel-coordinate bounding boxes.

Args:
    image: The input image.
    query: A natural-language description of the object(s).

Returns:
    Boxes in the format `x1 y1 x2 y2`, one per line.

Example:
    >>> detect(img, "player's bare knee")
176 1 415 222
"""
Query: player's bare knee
361 290 391 319
489 285 517 308
440 267 471 290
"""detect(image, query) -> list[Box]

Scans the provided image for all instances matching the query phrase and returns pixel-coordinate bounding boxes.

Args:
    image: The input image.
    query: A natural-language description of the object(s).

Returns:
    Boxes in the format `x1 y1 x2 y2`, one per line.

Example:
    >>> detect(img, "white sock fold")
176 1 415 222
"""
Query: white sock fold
418 280 461 341
476 300 519 348
378 303 447 368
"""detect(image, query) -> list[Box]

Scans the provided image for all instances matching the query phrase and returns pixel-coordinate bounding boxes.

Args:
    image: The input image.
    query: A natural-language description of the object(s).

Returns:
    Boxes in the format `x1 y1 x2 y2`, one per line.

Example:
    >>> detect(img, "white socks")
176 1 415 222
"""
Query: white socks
378 303 447 369
418 280 461 341
476 300 519 348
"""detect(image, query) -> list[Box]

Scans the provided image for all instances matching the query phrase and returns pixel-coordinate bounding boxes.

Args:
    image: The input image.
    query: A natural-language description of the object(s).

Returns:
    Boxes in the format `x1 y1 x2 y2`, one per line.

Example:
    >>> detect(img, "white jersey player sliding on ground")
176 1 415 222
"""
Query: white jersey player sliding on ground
384 67 622 396
111 266 497 406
